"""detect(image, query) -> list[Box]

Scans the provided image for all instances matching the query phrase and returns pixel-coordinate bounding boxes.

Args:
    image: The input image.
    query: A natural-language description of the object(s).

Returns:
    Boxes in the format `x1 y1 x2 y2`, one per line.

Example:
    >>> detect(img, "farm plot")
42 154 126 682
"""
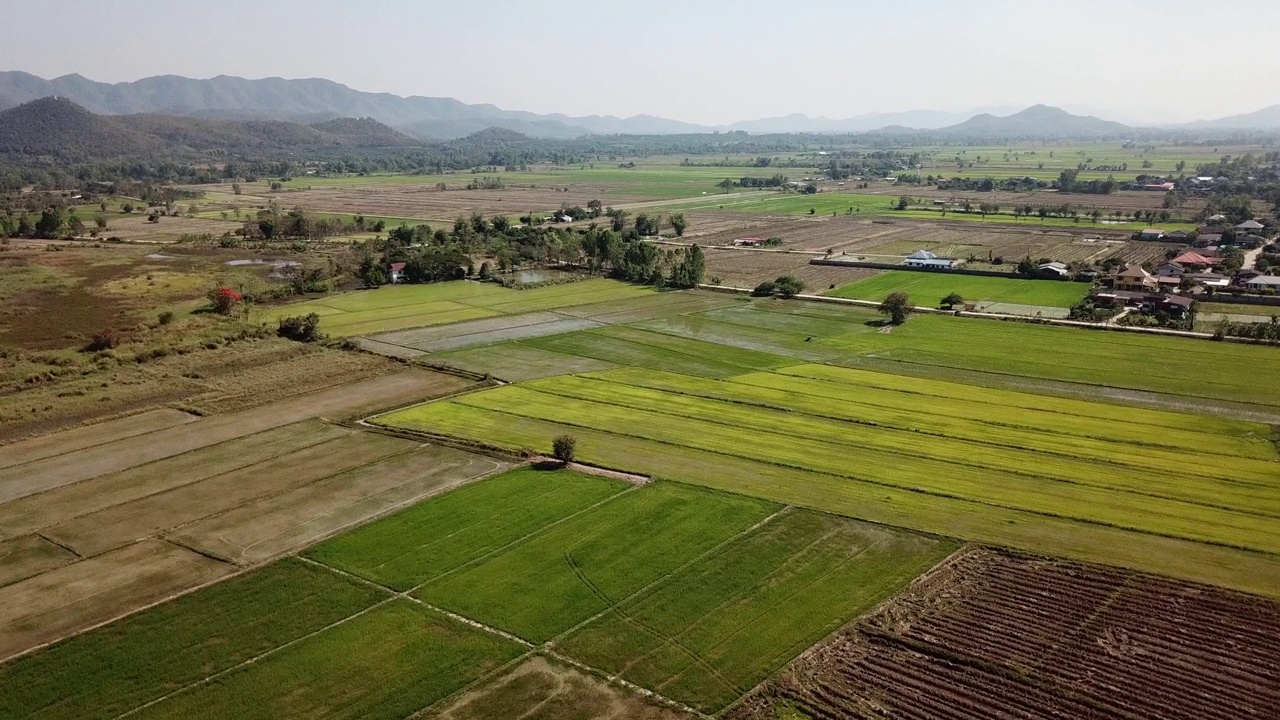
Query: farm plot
375 361 1280 596
309 469 953 714
432 655 691 720
520 325 800 378
730 547 1280 720
636 299 1280 409
274 278 659 338
703 247 881 289
0 371 496 660
828 270 1089 308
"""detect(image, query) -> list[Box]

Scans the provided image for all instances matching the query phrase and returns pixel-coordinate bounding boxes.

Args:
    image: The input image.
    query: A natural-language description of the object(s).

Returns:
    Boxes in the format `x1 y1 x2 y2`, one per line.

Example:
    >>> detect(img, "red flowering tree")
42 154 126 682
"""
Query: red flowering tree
210 287 243 315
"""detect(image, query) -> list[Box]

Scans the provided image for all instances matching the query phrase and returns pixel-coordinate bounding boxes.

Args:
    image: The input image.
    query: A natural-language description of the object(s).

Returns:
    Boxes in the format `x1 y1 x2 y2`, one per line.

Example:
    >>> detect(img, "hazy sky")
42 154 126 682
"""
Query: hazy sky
4 0 1278 125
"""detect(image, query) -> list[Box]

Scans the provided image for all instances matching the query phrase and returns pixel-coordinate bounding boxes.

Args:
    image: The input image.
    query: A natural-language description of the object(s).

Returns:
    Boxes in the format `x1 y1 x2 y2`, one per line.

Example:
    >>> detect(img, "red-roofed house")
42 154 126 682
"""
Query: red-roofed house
1170 251 1217 270
388 261 407 283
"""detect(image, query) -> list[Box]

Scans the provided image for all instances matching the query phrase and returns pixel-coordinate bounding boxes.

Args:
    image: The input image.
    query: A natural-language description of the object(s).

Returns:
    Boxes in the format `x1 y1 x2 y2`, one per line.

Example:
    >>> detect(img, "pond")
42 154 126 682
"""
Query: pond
225 259 302 267
508 269 579 284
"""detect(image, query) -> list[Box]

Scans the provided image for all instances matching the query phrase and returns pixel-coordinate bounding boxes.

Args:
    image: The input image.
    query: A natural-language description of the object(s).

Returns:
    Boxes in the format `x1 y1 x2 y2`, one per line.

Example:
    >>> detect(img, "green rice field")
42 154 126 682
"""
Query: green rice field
376 358 1280 597
827 270 1090 308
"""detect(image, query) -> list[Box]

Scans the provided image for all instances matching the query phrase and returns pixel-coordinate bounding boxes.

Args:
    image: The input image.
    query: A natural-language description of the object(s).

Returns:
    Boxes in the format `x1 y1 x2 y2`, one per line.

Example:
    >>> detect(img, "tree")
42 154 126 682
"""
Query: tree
231 183 242 195
941 292 964 309
879 291 912 324
357 254 387 288
752 280 778 296
277 313 322 342
586 199 603 217
896 195 911 210
667 244 705 288
774 275 804 299
552 434 576 464
670 213 687 237
718 178 736 193
490 214 510 232
34 207 67 238
478 261 492 279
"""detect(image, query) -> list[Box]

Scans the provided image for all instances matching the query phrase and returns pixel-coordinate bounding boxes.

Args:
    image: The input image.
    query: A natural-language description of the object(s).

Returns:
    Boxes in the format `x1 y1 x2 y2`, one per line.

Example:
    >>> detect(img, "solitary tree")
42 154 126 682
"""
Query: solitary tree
941 292 964 309
552 435 577 464
774 275 805 299
879 292 912 324
670 213 687 237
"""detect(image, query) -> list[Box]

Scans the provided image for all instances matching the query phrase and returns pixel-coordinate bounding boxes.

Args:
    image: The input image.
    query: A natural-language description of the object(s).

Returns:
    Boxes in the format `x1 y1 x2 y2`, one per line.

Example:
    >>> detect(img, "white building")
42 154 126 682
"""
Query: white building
902 249 957 269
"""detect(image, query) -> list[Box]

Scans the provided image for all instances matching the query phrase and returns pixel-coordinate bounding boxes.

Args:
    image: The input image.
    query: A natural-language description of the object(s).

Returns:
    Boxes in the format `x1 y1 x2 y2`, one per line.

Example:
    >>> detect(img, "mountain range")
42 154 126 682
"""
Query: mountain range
1 71 1278 140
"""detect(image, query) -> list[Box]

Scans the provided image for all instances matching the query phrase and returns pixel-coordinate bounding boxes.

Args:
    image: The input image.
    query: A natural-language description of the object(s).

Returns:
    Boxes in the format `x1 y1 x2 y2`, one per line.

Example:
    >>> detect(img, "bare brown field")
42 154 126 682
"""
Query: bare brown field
170 444 506 565
842 185 1210 215
0 341 441 443
274 185 669 221
0 535 76 587
432 655 690 720
732 546 1280 720
98 214 242 243
0 370 462 503
0 538 233 659
704 248 882 288
0 368 500 661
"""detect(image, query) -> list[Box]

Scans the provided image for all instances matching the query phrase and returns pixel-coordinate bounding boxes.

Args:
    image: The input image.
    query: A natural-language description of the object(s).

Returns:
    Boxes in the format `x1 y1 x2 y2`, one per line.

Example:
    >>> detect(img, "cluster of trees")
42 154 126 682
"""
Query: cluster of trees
736 174 788 188
352 214 705 291
1214 317 1280 341
1056 169 1119 195
751 275 805 298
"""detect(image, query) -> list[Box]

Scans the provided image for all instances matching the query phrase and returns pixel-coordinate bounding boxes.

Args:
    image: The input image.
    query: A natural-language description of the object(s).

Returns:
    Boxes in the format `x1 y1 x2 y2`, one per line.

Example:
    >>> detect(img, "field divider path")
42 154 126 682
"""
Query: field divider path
33 531 83 560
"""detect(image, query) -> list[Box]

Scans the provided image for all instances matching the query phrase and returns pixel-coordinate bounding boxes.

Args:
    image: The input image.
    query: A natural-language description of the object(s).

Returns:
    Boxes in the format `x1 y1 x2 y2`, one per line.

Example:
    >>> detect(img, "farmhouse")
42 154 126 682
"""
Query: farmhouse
1038 261 1070 278
1166 230 1189 241
1155 261 1184 278
388 262 406 283
1190 272 1230 289
902 249 958 270
1138 228 1165 240
1093 290 1195 318
1194 233 1223 248
732 237 763 247
1112 264 1156 292
1236 219 1265 232
1171 251 1218 270
1244 275 1280 292
1142 182 1176 192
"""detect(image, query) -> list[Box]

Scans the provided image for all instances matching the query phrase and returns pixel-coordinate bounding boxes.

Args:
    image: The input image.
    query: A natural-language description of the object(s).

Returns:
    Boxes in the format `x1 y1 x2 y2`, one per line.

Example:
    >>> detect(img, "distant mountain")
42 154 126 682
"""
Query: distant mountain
0 71 705 140
933 105 1130 138
1184 105 1280 129
0 97 154 159
0 98 422 161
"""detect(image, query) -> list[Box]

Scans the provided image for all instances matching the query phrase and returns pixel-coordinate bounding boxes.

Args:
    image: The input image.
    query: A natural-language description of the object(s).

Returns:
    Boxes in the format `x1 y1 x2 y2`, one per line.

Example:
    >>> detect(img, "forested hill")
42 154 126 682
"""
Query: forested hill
0 98 423 161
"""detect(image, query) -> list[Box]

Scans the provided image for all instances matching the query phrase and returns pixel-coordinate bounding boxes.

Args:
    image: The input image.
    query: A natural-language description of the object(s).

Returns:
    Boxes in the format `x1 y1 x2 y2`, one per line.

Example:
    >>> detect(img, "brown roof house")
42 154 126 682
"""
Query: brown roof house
1112 264 1156 292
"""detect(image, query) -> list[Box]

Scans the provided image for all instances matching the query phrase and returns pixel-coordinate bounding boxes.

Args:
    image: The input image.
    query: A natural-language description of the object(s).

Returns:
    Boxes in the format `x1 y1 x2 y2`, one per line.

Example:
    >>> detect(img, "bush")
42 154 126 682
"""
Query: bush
209 287 243 315
552 434 577 464
751 280 777 297
84 328 119 352
774 275 805 298
277 313 322 342
157 311 174 326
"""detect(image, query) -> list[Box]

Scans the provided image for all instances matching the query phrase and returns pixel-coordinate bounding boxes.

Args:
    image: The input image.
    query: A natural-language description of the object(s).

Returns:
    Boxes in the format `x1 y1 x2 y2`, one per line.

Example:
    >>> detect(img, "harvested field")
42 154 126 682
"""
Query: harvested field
430 342 619 381
0 539 233 660
372 312 604 353
732 547 1280 720
703 248 882 288
431 655 691 720
271 184 672 222
0 370 493 660
97 214 242 244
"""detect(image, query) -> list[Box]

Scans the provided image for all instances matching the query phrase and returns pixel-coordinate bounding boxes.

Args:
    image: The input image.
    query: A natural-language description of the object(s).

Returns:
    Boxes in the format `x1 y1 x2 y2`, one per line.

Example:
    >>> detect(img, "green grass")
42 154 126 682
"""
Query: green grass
520 325 798 379
0 559 386 720
557 509 956 712
828 271 1089 308
306 468 628 591
128 600 524 720
270 279 660 337
377 359 1280 596
417 482 778 643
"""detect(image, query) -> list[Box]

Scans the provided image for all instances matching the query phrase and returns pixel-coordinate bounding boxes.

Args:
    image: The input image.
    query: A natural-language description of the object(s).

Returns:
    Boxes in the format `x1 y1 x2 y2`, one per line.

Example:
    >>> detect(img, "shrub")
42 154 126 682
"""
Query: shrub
157 311 174 326
552 434 577 464
277 313 322 342
751 280 777 297
774 275 805 298
84 328 119 352
209 287 243 315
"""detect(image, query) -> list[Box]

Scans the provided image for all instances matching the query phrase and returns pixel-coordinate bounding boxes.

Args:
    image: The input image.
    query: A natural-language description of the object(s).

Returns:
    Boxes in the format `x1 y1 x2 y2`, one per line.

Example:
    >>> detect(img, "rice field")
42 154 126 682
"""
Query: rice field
270 278 660 337
827 270 1090 308
376 361 1280 597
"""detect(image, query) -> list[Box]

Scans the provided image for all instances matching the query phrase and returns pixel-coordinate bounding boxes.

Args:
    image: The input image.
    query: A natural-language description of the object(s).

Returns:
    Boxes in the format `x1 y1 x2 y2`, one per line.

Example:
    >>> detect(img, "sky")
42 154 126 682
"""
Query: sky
3 0 1278 126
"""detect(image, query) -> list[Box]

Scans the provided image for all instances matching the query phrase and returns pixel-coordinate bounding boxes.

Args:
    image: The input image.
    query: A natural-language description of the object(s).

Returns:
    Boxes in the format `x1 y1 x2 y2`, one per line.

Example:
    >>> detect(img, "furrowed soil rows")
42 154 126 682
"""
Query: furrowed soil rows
730 547 1280 720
